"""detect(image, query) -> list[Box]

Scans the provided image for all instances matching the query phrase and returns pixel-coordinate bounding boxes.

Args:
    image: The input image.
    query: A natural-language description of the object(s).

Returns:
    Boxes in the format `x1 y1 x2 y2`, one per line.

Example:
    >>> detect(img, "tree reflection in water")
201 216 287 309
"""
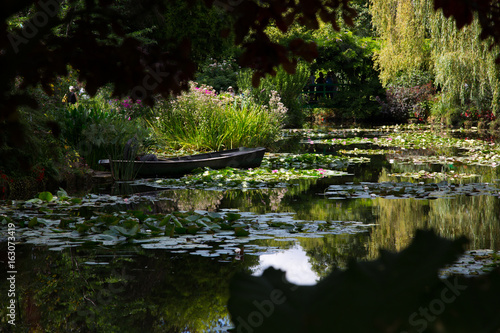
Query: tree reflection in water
0 243 257 332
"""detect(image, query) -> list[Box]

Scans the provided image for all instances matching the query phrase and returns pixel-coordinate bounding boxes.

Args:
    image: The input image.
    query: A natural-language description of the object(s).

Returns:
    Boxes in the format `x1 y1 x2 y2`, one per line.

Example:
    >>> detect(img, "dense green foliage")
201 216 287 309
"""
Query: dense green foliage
47 94 152 170
151 82 285 150
238 63 310 128
195 58 240 93
4 0 500 186
266 20 384 123
370 0 500 118
312 28 384 122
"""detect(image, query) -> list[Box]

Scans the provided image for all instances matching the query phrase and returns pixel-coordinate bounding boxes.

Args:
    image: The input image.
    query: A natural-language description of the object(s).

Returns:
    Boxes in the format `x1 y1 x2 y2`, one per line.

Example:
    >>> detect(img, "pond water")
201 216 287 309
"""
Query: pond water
2 125 500 332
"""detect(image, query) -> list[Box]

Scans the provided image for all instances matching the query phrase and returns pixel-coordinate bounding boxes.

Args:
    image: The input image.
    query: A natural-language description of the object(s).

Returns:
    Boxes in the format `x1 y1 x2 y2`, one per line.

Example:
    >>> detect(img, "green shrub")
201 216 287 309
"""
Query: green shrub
195 58 239 93
237 63 310 128
81 116 151 169
311 30 384 123
152 82 285 150
48 97 151 169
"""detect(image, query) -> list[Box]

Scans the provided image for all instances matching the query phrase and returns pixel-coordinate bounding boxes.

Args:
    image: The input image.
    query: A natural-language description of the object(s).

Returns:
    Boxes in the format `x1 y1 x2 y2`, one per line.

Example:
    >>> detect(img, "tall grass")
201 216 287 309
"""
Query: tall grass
152 82 285 151
48 102 151 171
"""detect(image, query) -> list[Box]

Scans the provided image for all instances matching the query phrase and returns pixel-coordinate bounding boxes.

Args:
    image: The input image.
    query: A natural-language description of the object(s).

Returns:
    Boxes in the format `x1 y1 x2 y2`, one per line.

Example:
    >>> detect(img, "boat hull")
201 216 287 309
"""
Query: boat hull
99 147 266 178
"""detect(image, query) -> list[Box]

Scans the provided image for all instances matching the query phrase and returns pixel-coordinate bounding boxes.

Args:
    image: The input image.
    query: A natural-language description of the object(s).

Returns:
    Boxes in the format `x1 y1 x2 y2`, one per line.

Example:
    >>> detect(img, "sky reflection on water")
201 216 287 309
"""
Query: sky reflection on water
252 244 319 285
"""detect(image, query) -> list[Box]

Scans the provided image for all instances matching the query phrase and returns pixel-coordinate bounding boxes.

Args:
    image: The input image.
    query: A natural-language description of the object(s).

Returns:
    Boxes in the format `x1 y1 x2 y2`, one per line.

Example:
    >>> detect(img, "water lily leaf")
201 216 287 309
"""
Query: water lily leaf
206 222 222 231
129 210 147 222
28 217 39 228
160 215 172 226
98 214 120 225
195 220 209 228
175 227 187 234
172 216 183 228
77 223 92 234
70 198 82 204
226 213 241 222
122 219 139 230
232 222 248 228
26 198 43 204
57 188 69 200
38 191 54 202
164 222 175 237
187 225 200 235
208 212 223 219
111 224 140 238
144 221 162 232
220 222 233 230
234 227 250 237
185 214 201 222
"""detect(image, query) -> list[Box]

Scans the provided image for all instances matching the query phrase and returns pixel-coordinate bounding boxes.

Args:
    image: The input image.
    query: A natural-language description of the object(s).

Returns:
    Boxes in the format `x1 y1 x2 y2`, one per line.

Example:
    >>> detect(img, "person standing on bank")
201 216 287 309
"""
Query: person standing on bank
326 72 336 99
315 72 325 99
68 86 78 105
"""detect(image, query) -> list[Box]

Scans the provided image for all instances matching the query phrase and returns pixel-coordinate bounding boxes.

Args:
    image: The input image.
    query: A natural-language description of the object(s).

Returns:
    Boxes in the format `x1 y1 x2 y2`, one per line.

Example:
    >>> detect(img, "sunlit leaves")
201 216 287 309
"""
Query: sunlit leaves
317 127 500 167
261 153 370 170
150 167 349 190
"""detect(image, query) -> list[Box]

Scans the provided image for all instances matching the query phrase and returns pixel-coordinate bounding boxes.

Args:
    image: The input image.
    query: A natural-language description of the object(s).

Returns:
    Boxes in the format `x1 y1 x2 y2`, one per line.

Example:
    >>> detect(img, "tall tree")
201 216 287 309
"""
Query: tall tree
371 0 500 113
430 8 500 111
370 0 430 86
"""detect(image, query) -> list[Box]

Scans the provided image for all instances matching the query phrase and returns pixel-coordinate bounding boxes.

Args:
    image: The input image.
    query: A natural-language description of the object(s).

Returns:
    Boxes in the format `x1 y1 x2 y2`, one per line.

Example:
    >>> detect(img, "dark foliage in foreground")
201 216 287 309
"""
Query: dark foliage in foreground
228 229 500 332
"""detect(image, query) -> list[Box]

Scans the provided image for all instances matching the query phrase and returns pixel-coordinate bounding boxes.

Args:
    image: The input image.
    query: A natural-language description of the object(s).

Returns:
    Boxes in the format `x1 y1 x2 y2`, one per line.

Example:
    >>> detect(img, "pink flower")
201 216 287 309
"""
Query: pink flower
272 170 278 173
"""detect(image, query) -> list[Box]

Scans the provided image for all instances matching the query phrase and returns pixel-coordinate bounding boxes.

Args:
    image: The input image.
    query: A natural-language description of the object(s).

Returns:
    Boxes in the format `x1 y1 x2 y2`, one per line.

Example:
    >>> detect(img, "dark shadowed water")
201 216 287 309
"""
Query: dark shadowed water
2 126 500 332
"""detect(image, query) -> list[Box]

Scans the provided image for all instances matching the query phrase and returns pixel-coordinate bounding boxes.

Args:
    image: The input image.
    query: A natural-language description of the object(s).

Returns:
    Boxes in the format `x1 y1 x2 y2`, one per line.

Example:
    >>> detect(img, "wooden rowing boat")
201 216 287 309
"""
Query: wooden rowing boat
99 147 266 178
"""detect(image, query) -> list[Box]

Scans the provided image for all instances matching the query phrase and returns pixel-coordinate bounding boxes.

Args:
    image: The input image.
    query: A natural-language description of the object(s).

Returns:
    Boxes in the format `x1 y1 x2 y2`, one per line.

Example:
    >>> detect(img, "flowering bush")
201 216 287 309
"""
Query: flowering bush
377 83 436 123
153 82 286 150
460 108 496 122
107 97 153 120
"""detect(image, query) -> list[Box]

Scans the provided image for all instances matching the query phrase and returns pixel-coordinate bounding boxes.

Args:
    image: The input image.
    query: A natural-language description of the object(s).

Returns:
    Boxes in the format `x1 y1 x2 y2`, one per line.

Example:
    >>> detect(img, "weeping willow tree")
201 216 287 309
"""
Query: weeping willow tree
370 0 430 87
430 11 500 112
370 0 500 113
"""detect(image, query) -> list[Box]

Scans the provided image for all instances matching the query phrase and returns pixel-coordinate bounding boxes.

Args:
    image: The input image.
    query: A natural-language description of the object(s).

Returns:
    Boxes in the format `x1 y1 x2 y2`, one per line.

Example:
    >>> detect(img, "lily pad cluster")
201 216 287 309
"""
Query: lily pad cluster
324 181 500 200
387 169 480 180
338 148 398 155
311 127 500 169
382 153 500 167
261 153 370 170
1 188 152 213
146 167 349 190
0 190 373 254
440 249 500 278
